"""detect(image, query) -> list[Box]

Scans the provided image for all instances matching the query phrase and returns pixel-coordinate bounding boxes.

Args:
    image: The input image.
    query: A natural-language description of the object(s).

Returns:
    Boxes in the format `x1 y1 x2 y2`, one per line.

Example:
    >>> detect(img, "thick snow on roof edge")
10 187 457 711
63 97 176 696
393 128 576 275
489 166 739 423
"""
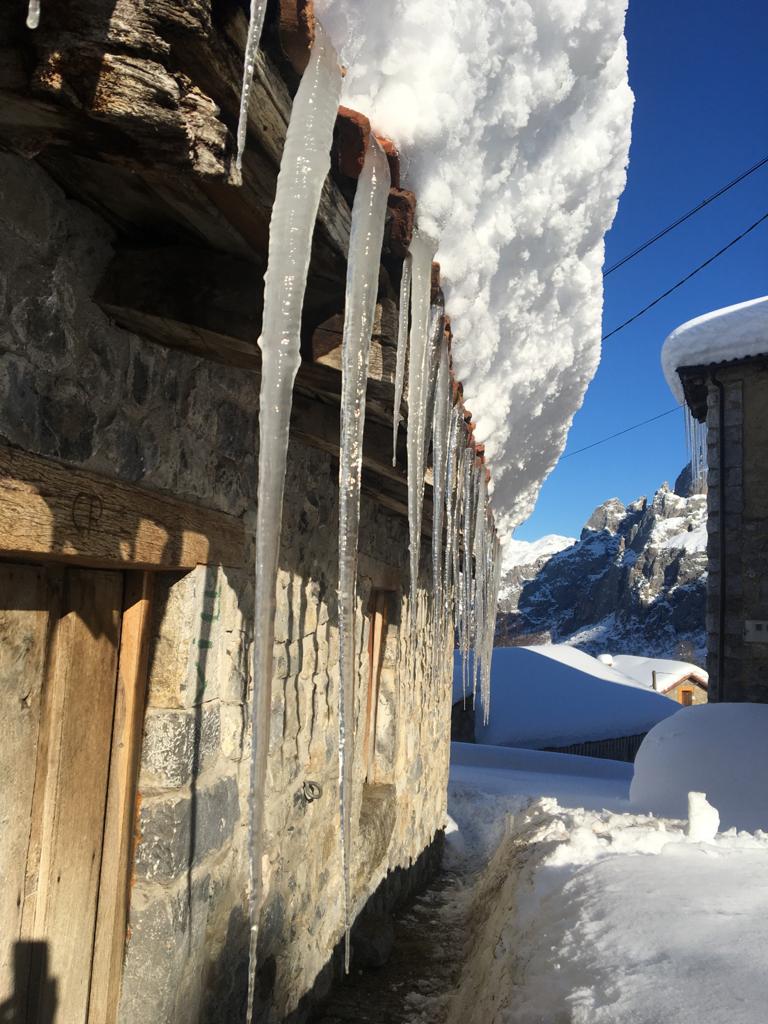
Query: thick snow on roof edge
314 0 634 532
662 295 768 403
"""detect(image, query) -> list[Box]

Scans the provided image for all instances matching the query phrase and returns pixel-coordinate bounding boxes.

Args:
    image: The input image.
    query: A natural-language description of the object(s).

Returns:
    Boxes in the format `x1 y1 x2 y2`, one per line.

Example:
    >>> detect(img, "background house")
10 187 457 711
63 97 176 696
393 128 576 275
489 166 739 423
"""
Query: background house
662 296 768 704
606 654 708 705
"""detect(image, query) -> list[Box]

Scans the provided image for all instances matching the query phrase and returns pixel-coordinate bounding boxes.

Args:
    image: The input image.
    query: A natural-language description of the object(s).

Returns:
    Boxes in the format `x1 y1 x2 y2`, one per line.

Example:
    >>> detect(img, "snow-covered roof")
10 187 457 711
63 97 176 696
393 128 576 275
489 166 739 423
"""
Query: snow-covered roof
661 295 768 403
315 0 633 531
609 654 708 693
454 645 678 749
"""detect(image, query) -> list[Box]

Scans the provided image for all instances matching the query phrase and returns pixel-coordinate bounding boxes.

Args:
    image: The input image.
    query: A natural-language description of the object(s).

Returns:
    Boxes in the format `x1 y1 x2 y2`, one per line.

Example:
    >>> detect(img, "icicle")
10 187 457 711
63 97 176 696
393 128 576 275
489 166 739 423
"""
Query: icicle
392 256 412 465
683 405 707 493
406 231 437 629
443 406 462 610
480 528 503 724
460 449 476 701
423 299 445 463
472 471 488 699
337 138 391 974
431 343 451 665
235 0 270 173
26 0 40 29
452 442 467 695
246 26 341 1024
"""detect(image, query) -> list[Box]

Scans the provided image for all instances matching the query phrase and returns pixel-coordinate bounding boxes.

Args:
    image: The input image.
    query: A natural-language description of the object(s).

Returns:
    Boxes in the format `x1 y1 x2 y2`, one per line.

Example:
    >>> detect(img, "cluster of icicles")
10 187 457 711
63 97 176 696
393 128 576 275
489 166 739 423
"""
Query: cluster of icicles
684 405 708 493
243 20 502 1020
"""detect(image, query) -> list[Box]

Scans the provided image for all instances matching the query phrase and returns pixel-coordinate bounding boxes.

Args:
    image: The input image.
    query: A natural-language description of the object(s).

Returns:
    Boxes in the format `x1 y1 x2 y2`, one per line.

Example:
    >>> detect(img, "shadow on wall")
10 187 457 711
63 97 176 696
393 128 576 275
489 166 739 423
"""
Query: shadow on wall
0 942 57 1023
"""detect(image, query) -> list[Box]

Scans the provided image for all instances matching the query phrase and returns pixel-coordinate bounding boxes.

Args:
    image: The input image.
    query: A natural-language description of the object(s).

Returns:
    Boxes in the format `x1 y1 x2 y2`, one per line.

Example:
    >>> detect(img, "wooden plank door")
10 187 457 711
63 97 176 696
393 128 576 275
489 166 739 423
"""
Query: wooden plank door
24 568 124 1024
0 564 128 1024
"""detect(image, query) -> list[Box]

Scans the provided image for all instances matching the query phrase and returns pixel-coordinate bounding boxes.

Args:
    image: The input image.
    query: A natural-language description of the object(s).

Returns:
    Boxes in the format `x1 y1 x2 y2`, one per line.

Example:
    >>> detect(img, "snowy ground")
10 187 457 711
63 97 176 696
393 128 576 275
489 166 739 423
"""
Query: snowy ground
430 736 768 1024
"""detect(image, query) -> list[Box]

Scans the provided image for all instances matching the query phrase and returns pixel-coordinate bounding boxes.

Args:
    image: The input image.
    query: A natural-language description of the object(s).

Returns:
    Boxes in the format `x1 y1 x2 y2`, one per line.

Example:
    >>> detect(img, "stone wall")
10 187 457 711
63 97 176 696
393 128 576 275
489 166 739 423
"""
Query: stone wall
0 154 452 1021
704 364 768 701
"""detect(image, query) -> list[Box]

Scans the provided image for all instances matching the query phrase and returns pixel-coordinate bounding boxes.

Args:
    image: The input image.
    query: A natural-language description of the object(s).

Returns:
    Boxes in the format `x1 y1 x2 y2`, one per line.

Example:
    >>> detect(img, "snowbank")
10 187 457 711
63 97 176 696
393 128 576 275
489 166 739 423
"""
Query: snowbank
610 653 708 692
315 0 633 530
630 704 768 830
455 645 678 749
502 534 576 570
498 798 768 1024
662 295 768 403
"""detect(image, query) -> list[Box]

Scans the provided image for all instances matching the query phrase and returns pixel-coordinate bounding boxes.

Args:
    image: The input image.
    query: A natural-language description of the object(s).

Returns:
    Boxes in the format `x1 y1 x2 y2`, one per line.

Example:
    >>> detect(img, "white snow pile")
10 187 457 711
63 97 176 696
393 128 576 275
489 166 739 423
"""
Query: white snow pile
631 704 768 831
498 797 768 1024
610 653 708 693
502 533 576 570
662 294 768 403
441 742 768 1024
454 645 678 749
315 0 634 530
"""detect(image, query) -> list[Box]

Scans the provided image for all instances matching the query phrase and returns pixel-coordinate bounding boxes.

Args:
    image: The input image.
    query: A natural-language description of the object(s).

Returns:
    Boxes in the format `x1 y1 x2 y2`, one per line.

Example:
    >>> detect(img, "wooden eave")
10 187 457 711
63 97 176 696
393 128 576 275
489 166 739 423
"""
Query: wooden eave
678 353 768 423
0 0 480 532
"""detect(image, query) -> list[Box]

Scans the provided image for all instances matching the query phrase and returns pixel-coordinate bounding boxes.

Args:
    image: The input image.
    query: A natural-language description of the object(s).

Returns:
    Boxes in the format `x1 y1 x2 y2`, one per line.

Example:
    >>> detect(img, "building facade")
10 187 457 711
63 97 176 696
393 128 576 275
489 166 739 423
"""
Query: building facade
0 4 472 1020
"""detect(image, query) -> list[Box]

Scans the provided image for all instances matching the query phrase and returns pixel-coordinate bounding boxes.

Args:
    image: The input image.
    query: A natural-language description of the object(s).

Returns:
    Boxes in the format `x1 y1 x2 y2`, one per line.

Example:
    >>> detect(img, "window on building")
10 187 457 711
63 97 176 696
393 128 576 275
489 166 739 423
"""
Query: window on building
680 687 694 706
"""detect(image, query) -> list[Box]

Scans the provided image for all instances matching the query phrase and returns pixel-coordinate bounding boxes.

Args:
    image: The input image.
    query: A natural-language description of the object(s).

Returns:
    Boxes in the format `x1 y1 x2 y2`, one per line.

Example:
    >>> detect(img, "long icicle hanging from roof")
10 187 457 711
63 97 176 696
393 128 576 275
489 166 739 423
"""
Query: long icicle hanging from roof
337 136 391 973
405 231 437 630
246 23 341 1024
236 0 270 173
392 256 412 465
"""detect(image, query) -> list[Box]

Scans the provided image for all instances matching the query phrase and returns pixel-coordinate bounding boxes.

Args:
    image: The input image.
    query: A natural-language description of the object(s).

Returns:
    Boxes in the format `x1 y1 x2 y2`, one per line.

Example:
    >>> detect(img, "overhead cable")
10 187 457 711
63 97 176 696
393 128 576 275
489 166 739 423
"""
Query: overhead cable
602 210 768 343
604 154 768 275
560 407 680 459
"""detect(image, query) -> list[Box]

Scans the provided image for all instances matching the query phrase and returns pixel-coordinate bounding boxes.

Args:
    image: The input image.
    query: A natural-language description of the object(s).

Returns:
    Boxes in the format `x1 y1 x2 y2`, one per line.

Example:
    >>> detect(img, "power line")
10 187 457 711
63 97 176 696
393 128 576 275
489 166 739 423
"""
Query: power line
560 407 680 460
604 154 768 275
602 210 768 343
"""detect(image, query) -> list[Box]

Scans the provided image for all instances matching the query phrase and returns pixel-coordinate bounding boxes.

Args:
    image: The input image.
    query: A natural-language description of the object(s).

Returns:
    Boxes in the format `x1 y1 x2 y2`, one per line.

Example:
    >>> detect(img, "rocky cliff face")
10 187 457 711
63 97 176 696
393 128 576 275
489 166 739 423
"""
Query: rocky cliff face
498 474 708 662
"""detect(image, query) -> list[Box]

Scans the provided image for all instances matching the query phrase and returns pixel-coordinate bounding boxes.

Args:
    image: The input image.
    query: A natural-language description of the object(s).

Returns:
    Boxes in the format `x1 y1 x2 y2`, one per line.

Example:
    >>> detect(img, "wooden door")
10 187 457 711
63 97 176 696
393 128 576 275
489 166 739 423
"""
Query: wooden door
0 564 130 1024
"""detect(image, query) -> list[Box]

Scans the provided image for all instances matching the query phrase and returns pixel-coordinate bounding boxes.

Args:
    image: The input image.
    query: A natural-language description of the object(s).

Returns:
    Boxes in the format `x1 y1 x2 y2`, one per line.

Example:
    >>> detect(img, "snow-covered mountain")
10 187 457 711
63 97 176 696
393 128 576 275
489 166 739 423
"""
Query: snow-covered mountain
497 471 708 662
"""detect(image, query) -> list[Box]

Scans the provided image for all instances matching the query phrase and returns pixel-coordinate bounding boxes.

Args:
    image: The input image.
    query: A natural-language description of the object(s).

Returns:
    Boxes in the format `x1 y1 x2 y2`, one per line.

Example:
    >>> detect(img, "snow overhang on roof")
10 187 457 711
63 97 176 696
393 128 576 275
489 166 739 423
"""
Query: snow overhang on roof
661 296 768 415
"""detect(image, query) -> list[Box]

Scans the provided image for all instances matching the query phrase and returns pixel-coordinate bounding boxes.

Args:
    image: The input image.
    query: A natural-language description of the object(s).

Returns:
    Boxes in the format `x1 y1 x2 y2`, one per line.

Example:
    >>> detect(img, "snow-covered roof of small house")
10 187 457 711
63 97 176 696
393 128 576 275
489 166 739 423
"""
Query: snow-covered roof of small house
454 645 678 749
609 655 708 694
662 295 768 404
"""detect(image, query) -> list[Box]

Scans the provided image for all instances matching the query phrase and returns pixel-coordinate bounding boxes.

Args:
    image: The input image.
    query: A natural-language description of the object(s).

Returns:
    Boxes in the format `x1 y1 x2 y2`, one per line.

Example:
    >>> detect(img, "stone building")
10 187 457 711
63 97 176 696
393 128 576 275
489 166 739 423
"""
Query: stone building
0 4 483 1022
662 296 768 704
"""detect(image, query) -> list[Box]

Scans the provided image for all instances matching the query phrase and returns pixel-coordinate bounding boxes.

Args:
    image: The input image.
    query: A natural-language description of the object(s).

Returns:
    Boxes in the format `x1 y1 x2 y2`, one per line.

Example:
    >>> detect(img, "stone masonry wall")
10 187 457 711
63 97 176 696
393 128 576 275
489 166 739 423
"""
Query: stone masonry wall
705 365 768 701
0 154 452 1022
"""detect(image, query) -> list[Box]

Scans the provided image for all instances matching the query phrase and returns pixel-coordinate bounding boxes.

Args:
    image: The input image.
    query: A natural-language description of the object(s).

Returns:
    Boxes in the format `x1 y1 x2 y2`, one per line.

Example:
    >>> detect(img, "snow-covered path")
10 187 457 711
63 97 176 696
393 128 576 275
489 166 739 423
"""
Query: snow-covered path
316 741 768 1023
441 743 768 1024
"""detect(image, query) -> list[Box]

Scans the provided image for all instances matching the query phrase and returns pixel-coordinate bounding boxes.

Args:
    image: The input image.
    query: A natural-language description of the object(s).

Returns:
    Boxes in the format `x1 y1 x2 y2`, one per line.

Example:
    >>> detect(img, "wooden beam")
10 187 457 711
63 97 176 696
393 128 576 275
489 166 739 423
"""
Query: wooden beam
0 446 246 569
89 572 153 1024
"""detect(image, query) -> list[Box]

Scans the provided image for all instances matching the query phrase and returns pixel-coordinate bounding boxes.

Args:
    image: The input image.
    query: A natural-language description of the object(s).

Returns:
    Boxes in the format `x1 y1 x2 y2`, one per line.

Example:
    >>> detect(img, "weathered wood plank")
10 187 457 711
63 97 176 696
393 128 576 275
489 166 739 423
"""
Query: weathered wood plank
89 572 154 1024
0 563 54 1003
0 446 246 568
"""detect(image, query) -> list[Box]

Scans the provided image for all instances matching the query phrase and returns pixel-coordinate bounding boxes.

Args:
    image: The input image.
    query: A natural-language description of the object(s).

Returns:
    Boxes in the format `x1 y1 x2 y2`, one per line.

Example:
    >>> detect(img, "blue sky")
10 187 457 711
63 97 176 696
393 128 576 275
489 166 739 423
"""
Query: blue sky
515 0 768 541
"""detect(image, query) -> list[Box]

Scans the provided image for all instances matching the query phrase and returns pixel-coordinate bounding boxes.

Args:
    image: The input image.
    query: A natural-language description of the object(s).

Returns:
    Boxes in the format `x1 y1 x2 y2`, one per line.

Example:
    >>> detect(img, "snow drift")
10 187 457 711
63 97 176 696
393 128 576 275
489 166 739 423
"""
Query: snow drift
315 0 634 531
630 703 768 831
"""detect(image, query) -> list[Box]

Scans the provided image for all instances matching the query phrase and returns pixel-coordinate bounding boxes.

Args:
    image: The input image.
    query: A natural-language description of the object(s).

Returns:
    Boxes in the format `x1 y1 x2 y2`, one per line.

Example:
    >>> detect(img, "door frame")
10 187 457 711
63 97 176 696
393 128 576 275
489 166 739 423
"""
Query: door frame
0 446 246 1022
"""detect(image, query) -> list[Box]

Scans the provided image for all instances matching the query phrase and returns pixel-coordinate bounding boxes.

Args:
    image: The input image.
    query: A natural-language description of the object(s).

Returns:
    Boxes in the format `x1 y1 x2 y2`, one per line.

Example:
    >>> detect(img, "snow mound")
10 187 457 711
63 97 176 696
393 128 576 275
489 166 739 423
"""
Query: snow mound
498 798 768 1024
456 645 678 749
315 0 633 530
662 295 768 403
630 704 768 830
502 534 576 570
